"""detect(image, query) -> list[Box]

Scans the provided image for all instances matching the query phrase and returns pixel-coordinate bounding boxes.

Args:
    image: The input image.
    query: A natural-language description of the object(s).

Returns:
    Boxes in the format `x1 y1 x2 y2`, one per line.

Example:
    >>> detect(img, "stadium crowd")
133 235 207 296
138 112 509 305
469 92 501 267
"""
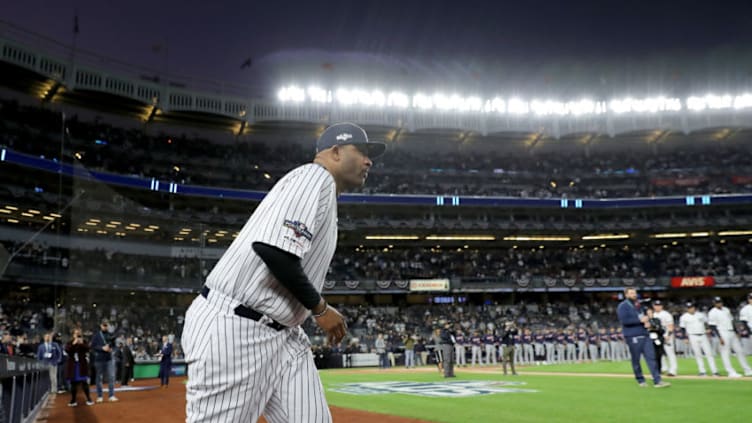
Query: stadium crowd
5 239 752 287
3 99 752 198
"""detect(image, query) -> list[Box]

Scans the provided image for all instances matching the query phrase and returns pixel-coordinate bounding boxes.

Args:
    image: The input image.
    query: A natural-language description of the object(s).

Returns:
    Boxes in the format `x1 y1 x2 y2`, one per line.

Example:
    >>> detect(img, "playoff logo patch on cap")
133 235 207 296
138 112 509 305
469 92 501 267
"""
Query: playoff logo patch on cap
335 133 353 141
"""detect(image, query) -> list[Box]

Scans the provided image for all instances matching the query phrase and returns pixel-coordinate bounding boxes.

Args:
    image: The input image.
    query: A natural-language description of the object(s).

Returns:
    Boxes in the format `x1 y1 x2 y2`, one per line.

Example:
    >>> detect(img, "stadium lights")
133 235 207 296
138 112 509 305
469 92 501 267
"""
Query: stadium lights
0 209 10 214
5 206 18 210
689 232 710 237
718 230 752 236
277 85 752 117
581 234 630 240
364 235 421 240
425 235 496 241
502 235 571 241
650 233 687 239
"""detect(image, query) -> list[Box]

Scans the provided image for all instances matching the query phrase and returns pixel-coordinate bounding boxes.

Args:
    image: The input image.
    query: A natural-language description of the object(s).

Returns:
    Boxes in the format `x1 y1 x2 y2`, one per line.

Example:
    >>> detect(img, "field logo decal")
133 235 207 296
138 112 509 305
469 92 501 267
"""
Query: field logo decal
330 380 537 397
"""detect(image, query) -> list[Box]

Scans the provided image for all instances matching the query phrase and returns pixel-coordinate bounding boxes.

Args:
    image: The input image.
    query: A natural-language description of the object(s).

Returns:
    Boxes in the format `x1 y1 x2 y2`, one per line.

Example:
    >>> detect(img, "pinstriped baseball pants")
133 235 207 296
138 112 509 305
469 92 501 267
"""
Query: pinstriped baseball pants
183 291 331 423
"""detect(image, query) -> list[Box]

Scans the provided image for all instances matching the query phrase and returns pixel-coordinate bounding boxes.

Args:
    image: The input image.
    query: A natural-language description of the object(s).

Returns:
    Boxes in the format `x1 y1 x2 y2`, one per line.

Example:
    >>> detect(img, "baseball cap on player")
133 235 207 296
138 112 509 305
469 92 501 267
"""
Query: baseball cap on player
315 122 386 159
713 296 723 303
685 301 695 308
652 300 663 306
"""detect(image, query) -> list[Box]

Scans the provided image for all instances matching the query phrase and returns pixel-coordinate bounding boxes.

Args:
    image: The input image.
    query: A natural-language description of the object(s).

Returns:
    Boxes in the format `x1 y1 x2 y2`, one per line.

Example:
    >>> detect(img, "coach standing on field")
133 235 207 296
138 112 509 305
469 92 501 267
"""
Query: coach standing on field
616 288 670 388
183 123 385 423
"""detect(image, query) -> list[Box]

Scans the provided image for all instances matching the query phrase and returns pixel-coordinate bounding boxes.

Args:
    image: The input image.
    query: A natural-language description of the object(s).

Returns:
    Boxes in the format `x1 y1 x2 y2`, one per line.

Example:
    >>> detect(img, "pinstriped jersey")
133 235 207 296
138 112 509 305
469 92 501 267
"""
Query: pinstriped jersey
205 163 338 327
740 304 752 324
707 306 734 332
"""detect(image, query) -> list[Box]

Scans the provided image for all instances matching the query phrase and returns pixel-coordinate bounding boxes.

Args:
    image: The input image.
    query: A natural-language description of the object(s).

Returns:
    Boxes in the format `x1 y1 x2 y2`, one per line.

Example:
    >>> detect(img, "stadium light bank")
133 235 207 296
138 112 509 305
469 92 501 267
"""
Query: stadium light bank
277 85 752 117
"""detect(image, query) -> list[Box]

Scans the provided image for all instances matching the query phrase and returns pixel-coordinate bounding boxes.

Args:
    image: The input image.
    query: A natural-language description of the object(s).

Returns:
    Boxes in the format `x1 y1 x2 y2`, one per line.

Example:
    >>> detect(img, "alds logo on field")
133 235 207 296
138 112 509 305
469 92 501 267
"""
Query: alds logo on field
283 219 313 241
330 381 537 398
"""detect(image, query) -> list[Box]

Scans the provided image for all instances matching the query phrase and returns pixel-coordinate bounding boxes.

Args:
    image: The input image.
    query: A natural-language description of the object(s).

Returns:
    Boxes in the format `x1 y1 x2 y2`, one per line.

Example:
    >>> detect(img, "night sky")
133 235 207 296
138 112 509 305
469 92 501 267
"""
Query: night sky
5 0 752 95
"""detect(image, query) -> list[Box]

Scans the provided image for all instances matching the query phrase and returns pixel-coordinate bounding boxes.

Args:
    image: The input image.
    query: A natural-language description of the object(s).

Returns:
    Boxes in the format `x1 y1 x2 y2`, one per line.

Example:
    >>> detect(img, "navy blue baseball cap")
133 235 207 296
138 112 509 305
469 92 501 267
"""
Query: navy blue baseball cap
685 301 695 308
315 122 386 159
713 296 723 303
652 300 663 306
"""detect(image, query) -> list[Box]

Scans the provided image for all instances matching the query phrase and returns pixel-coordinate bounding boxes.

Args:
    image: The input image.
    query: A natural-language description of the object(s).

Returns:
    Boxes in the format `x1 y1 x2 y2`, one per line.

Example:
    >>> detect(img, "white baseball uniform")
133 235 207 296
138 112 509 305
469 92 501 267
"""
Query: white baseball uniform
183 163 338 423
654 309 678 375
740 303 752 327
679 312 717 375
740 303 752 354
708 306 752 376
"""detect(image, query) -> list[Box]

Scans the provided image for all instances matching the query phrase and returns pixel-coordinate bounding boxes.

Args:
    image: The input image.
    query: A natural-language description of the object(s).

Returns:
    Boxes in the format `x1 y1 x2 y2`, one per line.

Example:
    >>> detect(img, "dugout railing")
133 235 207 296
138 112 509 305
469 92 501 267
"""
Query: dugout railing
0 356 50 423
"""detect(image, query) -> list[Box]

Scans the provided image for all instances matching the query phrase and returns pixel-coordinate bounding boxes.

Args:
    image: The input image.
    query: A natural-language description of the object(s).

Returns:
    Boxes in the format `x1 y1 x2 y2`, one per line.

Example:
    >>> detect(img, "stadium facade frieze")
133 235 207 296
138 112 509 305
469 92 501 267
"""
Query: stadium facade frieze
5 147 752 210
4 32 752 138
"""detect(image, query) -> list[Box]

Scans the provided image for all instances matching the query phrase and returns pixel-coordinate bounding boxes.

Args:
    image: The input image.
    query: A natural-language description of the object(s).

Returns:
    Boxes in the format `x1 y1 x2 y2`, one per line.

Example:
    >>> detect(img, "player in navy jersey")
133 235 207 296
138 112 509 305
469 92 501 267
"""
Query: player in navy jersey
454 331 467 367
470 331 483 366
484 330 498 366
587 330 599 362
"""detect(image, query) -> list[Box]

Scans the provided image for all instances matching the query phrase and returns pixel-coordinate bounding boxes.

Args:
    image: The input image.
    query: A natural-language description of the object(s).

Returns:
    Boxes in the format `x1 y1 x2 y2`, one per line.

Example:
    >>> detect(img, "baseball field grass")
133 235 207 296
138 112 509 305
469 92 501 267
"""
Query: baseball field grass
320 358 751 423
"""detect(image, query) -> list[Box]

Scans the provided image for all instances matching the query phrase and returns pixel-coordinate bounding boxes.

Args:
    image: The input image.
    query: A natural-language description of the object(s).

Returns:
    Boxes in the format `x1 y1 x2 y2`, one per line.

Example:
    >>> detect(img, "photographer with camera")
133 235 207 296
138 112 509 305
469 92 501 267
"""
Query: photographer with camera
645 306 666 375
652 300 678 376
64 328 94 407
616 288 670 388
90 319 119 403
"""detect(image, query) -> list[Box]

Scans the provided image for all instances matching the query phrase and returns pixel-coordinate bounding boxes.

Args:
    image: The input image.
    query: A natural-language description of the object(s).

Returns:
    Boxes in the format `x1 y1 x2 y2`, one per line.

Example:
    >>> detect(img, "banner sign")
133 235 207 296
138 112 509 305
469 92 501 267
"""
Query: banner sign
409 279 450 292
670 276 714 288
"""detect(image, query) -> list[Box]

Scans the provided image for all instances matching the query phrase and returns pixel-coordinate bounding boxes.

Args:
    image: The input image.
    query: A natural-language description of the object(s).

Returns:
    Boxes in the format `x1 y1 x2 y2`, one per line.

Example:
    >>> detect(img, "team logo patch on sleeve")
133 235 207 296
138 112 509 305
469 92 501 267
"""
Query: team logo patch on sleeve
283 219 313 241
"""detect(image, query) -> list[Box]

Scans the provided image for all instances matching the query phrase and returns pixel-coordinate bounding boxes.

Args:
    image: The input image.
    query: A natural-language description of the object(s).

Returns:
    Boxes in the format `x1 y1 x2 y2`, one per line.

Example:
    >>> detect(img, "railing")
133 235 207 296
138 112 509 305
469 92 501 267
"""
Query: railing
0 356 50 423
5 147 752 208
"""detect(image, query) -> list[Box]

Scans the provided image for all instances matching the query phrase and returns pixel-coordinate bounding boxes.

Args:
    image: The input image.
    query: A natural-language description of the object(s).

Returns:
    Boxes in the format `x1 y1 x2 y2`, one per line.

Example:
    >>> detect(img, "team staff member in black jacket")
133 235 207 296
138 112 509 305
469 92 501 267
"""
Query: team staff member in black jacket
500 321 518 376
439 322 456 378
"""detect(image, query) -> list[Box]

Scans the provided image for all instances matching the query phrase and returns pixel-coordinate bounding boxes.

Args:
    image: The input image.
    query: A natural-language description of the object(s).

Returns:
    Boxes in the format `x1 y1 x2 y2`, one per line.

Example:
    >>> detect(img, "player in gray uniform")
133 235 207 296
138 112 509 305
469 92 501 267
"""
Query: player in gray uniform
182 123 384 423
598 328 610 361
608 328 620 361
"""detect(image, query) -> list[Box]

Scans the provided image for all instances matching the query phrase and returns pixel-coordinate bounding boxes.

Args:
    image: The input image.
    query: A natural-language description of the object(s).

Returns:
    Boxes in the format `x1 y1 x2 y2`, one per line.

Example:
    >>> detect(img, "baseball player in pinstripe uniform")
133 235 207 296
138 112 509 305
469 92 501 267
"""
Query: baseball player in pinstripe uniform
652 300 677 376
182 122 385 423
708 296 752 377
679 301 718 376
740 293 752 354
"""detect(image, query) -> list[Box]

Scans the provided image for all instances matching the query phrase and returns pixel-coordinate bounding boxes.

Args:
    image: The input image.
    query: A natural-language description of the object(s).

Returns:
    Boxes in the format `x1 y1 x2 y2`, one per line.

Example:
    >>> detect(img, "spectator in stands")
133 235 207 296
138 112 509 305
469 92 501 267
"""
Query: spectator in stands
0 332 13 355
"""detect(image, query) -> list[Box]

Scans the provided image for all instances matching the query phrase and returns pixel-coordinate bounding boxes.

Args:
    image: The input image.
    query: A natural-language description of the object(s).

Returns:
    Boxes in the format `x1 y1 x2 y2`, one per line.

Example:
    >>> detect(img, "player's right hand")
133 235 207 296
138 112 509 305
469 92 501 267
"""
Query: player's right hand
314 305 347 345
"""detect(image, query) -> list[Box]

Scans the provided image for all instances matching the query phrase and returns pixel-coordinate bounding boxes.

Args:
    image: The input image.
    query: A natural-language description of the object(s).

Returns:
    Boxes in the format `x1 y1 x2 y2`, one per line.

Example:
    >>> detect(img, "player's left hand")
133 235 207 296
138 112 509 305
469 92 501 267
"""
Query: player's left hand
314 304 348 345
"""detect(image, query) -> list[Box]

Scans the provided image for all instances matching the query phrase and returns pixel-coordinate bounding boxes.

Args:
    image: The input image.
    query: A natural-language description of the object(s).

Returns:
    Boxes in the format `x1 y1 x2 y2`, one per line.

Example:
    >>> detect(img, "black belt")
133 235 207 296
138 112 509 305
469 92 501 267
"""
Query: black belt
201 286 287 331
690 333 705 336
